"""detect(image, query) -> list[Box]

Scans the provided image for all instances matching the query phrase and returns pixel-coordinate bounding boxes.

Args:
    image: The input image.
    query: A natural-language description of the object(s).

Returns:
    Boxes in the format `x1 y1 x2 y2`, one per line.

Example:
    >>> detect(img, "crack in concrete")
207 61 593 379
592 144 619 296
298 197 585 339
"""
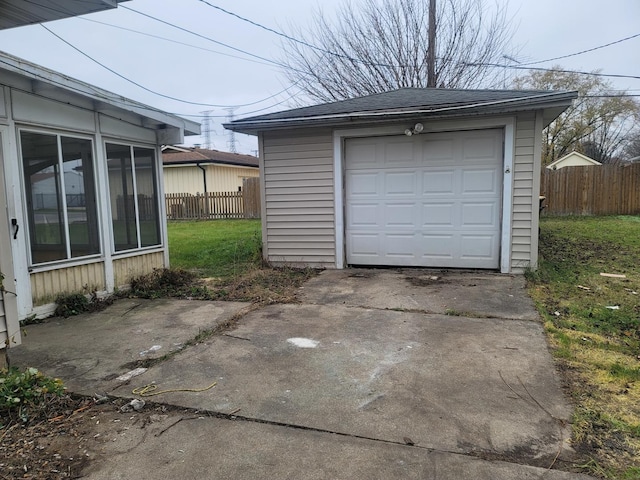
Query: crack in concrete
102 393 569 474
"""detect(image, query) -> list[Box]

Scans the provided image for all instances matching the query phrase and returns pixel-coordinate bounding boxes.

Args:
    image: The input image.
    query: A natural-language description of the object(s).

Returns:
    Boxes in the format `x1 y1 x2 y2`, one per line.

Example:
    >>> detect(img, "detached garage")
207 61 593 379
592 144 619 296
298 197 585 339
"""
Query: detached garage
225 88 576 273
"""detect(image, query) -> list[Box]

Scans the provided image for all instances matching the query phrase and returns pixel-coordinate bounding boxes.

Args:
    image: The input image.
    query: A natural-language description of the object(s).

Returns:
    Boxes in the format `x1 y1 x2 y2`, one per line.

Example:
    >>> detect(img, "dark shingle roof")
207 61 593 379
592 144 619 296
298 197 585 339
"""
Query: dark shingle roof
225 88 577 133
162 148 258 168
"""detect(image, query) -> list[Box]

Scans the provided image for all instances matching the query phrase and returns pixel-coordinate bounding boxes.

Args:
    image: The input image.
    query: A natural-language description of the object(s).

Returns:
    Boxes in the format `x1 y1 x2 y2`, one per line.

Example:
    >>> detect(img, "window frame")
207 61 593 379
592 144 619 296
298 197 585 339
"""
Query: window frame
17 127 102 268
103 141 163 255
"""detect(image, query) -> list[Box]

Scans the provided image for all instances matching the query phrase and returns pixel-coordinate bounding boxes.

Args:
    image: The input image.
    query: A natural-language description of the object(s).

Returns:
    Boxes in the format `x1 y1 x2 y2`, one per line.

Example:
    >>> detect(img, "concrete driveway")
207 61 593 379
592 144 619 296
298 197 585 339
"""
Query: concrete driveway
9 269 594 479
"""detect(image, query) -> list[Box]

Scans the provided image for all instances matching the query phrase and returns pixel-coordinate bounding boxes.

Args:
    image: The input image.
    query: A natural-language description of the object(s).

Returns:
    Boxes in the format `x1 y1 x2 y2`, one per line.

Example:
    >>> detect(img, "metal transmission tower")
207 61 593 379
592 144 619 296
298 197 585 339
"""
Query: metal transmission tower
225 107 237 153
200 110 214 149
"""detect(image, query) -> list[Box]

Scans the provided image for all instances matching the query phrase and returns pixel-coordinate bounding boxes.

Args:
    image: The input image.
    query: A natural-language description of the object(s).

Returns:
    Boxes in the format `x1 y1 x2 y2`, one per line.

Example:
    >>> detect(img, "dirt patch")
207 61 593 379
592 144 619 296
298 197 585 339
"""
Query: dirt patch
0 395 192 479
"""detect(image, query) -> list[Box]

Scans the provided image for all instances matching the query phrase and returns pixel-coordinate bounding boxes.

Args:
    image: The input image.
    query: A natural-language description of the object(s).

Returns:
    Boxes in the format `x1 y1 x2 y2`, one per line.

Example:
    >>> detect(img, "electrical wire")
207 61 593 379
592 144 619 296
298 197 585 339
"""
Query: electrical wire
79 17 280 70
40 24 300 109
520 32 640 66
464 63 640 80
196 0 397 69
119 5 292 72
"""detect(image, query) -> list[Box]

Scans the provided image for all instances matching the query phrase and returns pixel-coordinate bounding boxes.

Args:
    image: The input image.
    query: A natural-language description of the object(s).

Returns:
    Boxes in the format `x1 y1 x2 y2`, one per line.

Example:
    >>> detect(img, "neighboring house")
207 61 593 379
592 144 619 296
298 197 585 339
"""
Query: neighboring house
546 151 602 170
226 88 576 273
0 50 200 358
162 146 259 194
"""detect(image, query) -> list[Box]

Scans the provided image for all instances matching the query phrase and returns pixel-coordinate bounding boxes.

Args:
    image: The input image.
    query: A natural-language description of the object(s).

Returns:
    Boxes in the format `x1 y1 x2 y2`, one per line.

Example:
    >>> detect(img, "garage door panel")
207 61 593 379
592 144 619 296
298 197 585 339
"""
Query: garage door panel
423 170 456 194
348 172 379 196
348 203 380 227
385 171 417 195
422 203 455 226
462 169 498 194
349 233 380 257
463 136 499 160
422 233 456 258
422 139 455 163
383 140 416 167
460 235 498 260
345 142 379 168
385 202 418 227
346 129 502 269
384 233 416 258
461 202 497 226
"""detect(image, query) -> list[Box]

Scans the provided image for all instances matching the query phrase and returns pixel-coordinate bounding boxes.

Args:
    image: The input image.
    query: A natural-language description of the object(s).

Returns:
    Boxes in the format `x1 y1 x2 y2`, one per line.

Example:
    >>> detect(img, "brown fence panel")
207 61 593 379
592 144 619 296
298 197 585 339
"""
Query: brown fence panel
165 191 250 220
242 177 261 218
541 163 640 216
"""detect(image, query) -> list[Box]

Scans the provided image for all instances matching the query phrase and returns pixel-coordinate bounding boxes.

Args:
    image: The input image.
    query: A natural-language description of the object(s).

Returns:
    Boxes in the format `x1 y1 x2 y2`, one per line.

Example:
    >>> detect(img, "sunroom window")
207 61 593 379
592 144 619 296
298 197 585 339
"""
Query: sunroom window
20 131 100 265
106 143 161 252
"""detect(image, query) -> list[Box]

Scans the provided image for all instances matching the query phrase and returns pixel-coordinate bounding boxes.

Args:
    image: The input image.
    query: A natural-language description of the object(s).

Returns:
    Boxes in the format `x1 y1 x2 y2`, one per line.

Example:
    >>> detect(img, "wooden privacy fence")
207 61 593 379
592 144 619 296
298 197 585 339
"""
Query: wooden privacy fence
540 163 640 216
166 177 261 220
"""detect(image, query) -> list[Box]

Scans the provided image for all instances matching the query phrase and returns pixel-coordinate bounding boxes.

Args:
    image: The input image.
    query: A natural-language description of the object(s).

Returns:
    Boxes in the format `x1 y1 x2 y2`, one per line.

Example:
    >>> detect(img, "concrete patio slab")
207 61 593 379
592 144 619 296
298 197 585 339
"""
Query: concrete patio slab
115 303 571 467
84 411 593 480
299 269 540 320
9 298 250 393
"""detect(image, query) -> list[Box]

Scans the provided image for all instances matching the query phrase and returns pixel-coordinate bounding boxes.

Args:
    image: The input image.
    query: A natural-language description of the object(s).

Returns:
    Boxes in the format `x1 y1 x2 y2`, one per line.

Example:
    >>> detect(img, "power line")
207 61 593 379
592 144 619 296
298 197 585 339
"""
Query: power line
120 5 292 71
195 0 397 69
79 17 279 70
40 24 299 109
464 63 640 80
520 32 640 66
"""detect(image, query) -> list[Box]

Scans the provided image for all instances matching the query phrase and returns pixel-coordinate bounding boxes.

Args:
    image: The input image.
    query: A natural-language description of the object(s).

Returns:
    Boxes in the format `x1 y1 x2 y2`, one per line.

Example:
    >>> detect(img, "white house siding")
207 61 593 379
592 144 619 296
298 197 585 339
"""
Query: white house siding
261 129 335 267
163 164 259 194
511 111 540 271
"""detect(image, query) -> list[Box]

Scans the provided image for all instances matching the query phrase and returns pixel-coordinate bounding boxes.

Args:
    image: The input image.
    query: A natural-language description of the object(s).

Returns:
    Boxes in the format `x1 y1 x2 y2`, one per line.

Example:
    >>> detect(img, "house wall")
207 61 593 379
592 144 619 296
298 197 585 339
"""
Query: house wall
547 153 598 169
260 113 544 273
113 251 165 288
163 164 259 194
511 111 543 271
30 262 106 307
0 83 169 322
260 129 336 267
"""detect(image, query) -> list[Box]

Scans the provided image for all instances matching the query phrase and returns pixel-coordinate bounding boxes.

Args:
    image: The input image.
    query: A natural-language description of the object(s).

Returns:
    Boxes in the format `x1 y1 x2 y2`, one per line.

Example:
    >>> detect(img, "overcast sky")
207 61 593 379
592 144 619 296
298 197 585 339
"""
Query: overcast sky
0 0 638 154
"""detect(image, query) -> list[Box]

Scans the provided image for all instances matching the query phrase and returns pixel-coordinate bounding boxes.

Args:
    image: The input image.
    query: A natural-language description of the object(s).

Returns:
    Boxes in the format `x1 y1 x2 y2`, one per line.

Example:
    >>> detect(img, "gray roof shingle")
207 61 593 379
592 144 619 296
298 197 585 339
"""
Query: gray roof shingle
225 87 577 133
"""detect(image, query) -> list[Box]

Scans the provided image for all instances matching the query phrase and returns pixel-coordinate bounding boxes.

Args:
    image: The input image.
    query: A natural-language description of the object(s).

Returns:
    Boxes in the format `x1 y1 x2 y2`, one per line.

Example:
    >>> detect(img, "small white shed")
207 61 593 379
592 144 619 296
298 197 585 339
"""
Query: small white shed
226 88 576 274
546 151 602 170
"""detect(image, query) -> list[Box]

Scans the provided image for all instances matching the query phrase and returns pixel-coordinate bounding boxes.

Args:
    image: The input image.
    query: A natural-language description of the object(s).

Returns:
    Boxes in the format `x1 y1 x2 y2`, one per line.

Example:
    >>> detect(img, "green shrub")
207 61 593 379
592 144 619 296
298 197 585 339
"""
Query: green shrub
0 367 65 424
54 292 90 317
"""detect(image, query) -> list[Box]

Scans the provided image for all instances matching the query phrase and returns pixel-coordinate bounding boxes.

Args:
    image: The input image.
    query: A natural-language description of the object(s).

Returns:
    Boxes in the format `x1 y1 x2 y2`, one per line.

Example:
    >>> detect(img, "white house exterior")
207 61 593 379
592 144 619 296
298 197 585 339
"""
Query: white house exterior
0 51 199 356
546 151 602 170
226 88 576 274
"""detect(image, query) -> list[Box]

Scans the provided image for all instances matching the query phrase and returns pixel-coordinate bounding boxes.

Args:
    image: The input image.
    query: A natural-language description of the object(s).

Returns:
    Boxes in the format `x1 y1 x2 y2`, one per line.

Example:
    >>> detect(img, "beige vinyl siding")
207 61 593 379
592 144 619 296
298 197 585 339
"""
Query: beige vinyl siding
113 251 165 288
163 164 259 194
262 130 335 266
511 112 538 270
31 262 106 306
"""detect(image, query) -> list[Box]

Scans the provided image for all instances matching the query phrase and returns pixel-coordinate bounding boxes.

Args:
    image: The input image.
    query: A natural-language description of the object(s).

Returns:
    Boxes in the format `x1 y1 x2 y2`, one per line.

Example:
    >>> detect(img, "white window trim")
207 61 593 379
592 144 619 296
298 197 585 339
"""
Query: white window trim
103 139 163 254
17 126 101 268
333 116 516 273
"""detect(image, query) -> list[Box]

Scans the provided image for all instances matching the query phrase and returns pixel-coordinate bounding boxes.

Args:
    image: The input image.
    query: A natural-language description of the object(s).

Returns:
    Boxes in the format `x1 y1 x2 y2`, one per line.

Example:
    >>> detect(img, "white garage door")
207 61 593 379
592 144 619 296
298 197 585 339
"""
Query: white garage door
345 129 503 269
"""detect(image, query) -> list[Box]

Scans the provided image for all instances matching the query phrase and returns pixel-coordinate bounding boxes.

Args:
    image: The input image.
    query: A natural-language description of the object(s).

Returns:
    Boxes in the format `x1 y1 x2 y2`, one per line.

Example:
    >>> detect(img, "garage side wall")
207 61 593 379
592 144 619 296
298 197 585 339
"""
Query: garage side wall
261 129 336 267
511 111 539 271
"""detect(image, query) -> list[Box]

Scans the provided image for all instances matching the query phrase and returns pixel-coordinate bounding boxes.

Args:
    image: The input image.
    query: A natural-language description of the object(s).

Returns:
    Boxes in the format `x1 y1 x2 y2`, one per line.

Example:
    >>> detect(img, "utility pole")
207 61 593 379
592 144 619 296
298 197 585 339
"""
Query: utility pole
427 0 436 88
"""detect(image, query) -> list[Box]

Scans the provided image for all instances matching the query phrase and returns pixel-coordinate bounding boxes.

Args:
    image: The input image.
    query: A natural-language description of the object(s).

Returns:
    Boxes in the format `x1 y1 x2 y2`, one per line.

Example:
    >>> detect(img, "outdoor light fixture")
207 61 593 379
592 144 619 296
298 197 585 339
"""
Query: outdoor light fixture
405 122 424 136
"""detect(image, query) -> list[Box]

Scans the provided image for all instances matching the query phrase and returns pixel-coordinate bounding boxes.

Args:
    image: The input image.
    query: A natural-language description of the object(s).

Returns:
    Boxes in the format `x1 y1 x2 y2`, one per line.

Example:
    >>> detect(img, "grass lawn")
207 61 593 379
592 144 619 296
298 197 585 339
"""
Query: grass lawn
167 219 262 279
529 215 640 479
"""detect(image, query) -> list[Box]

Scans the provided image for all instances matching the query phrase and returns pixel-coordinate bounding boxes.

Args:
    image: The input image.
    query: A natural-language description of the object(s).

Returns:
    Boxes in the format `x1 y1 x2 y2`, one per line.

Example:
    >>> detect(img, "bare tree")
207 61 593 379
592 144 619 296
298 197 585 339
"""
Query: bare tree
514 67 640 164
280 0 514 102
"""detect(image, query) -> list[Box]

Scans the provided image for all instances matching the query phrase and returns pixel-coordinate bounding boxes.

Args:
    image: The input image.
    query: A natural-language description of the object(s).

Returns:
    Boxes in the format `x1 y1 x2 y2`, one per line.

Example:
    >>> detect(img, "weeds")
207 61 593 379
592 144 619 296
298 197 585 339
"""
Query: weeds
54 289 115 318
0 367 65 425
